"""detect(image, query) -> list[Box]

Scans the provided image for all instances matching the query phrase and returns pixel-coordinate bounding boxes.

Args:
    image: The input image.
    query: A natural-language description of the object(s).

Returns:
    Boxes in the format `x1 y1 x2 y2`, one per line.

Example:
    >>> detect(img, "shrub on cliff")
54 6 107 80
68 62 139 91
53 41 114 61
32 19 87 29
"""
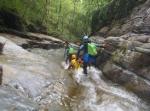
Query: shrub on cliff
91 0 147 33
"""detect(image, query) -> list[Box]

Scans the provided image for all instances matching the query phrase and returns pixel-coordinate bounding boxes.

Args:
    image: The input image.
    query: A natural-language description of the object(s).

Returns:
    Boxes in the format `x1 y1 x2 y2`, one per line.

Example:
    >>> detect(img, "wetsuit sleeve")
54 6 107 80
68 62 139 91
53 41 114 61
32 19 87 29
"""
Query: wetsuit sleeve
77 45 84 58
64 47 69 58
64 48 66 57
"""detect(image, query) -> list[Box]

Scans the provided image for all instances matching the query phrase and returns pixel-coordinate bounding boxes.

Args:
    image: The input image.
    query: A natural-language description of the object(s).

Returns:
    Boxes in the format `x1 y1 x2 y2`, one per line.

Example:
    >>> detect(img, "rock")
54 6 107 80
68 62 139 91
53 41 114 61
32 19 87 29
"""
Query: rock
0 36 54 97
0 30 64 45
105 37 124 45
141 43 150 49
96 50 112 67
132 35 150 43
98 26 110 36
0 32 64 50
28 33 64 43
148 38 150 43
90 36 105 44
0 65 2 85
95 0 150 103
111 47 150 79
0 86 39 110
102 62 150 102
135 47 150 54
0 35 68 111
97 35 150 102
107 25 123 36
0 42 5 54
120 33 133 40
131 41 144 48
96 0 150 36
21 40 62 50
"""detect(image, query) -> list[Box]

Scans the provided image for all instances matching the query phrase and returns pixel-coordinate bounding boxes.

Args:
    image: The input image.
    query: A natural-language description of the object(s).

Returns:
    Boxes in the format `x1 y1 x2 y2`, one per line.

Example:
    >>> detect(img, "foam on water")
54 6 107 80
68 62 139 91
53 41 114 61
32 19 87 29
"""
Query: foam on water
69 66 149 111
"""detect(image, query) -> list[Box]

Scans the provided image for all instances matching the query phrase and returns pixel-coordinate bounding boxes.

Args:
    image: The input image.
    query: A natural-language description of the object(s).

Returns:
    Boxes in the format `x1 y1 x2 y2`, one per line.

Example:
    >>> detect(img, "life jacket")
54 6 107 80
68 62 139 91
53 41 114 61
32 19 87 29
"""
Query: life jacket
69 47 75 54
88 43 97 56
71 59 80 69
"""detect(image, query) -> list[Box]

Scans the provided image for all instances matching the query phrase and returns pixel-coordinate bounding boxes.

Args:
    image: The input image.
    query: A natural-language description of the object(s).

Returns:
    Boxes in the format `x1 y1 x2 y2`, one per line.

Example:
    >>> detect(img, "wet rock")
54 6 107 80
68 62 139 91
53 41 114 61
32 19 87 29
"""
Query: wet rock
148 38 150 42
141 43 150 49
96 32 150 102
103 37 126 54
98 26 110 36
22 40 63 50
133 35 149 43
96 50 112 67
0 86 39 110
111 46 150 79
95 0 150 36
107 25 123 36
0 42 5 54
90 36 105 44
0 65 2 85
92 0 150 104
135 47 150 54
0 36 56 97
102 62 150 102
131 41 143 48
105 37 122 45
0 32 64 50
1 30 64 44
0 35 68 111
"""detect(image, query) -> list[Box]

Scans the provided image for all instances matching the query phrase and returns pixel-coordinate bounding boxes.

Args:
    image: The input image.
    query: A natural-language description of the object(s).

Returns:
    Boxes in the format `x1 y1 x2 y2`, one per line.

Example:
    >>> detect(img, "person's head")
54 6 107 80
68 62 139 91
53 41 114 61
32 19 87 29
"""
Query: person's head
64 41 69 47
71 54 76 59
82 35 89 43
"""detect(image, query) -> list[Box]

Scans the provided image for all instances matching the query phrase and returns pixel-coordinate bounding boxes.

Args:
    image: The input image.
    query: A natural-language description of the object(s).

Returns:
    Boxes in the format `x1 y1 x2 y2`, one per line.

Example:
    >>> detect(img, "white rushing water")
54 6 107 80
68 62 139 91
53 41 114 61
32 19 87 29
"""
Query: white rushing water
1 35 148 111
30 48 149 111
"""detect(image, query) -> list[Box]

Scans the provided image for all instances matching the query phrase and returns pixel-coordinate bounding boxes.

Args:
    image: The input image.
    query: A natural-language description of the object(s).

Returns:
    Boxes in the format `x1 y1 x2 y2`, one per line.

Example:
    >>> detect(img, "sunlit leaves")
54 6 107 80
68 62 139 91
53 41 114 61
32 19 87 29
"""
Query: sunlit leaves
0 0 112 40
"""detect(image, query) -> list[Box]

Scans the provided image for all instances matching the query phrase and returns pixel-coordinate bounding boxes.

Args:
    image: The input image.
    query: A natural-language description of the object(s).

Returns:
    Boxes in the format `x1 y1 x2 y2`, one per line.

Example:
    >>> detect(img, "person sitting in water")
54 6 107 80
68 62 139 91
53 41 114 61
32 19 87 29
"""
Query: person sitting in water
68 54 82 70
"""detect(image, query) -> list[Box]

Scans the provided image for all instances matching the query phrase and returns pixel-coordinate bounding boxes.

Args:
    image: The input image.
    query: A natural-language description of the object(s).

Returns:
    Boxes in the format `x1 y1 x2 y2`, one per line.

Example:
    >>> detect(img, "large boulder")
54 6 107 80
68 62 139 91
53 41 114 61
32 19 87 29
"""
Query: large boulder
0 86 39 110
94 0 150 37
102 62 150 102
96 33 150 102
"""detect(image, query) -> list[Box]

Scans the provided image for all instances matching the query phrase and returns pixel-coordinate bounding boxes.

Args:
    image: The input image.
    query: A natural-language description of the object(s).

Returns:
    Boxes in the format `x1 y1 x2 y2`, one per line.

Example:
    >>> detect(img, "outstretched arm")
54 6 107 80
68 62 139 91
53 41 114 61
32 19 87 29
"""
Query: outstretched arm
77 45 84 59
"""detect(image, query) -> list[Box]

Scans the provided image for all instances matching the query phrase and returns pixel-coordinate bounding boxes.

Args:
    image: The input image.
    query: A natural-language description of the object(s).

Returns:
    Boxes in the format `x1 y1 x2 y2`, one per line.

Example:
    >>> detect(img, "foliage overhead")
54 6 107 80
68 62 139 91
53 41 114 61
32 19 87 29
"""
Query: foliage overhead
0 0 145 40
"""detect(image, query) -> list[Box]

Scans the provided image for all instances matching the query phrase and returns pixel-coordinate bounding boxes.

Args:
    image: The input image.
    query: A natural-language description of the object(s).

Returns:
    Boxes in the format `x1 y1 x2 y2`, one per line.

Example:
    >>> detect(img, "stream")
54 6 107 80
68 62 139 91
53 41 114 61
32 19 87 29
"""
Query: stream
29 48 149 111
0 34 149 110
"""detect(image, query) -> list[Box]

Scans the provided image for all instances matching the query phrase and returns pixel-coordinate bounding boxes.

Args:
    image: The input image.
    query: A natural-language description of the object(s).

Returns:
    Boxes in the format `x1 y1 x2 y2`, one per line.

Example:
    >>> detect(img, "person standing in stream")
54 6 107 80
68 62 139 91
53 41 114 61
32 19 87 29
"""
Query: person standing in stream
77 36 97 75
77 36 106 75
64 41 75 64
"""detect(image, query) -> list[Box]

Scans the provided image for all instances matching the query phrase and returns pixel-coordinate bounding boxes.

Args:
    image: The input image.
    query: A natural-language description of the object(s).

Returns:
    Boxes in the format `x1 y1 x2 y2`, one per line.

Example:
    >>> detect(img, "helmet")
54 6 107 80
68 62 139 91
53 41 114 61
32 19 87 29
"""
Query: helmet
83 36 89 43
72 54 76 59
65 41 69 44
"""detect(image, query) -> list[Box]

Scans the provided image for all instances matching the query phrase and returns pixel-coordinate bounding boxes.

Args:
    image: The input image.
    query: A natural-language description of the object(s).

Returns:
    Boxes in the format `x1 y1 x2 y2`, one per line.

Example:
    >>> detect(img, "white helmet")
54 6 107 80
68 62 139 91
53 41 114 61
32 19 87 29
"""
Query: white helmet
83 36 89 42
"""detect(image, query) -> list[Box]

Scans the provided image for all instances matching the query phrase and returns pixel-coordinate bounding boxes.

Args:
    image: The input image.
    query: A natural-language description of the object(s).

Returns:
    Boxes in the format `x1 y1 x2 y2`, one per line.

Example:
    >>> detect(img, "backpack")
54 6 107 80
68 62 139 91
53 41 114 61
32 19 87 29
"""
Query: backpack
88 43 97 56
68 47 75 54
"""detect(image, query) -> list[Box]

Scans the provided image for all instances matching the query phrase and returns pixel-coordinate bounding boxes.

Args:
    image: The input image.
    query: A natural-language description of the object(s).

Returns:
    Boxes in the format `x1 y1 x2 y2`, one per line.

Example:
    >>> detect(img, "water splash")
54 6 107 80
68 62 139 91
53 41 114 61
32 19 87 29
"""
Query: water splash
68 66 150 111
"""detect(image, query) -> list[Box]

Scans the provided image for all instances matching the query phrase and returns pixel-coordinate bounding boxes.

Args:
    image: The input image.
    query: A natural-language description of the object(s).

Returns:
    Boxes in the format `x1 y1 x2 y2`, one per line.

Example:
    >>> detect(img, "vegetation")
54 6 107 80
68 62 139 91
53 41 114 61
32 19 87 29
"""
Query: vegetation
0 0 146 40
91 0 147 34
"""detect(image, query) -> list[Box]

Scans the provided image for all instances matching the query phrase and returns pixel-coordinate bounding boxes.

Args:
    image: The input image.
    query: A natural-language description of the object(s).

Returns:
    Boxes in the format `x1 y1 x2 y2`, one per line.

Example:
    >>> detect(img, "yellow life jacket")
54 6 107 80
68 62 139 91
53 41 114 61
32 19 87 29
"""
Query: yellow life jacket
71 59 80 69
